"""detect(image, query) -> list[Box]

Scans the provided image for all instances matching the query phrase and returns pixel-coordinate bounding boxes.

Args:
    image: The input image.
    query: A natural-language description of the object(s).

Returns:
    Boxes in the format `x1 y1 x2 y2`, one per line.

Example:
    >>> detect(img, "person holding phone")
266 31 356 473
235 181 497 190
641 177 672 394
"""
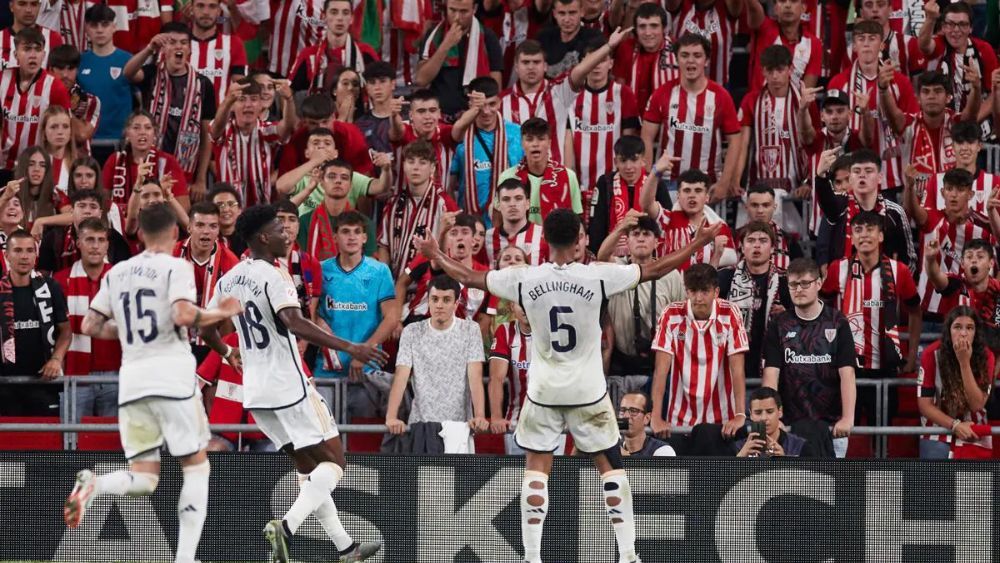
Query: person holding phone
735 387 818 458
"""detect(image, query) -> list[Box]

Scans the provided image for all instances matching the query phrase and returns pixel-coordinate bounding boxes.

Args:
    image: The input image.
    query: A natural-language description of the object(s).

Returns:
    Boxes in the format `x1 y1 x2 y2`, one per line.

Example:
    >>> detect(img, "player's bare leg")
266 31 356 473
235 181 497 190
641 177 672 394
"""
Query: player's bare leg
592 451 640 563
521 452 554 563
265 437 380 563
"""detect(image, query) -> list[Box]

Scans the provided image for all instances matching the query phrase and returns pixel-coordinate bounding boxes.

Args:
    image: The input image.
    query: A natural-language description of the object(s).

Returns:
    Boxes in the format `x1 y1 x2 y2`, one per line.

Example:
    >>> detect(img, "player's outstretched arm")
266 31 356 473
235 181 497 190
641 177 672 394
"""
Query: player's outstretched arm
276 306 390 368
639 220 723 282
413 233 488 290
172 298 244 328
81 310 119 340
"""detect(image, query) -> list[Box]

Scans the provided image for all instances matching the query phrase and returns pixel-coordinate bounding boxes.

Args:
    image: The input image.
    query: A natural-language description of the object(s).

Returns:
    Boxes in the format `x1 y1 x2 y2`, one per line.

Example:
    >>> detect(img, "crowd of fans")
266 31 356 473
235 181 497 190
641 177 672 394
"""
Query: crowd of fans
0 0 999 460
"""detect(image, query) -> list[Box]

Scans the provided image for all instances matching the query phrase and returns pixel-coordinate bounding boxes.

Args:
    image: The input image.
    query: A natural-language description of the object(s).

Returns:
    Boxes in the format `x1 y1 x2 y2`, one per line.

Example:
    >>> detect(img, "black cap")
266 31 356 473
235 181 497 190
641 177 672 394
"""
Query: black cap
823 89 850 108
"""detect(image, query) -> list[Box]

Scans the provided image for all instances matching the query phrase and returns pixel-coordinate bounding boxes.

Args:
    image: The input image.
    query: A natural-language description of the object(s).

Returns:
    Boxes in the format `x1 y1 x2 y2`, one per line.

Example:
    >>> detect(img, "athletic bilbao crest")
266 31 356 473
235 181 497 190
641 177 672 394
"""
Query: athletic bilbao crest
762 146 780 171
825 328 837 343
605 101 615 115
214 49 226 60
109 67 121 79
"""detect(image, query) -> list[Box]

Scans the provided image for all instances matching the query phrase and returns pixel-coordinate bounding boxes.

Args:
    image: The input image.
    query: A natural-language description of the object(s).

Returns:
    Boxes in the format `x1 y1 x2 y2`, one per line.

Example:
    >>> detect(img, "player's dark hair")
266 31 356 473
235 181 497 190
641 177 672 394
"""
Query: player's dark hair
950 120 981 144
683 263 718 292
520 117 550 139
963 239 995 259
917 70 951 95
307 127 336 146
48 44 81 69
76 217 108 237
678 168 711 189
468 76 500 98
850 148 882 171
760 44 792 70
402 139 436 162
14 28 46 48
235 204 278 242
741 220 776 246
849 209 884 230
320 158 353 175
69 188 104 208
85 3 117 24
333 209 369 231
633 3 668 28
160 22 193 38
274 198 299 217
515 39 544 59
362 61 395 82
787 257 821 279
189 201 220 220
138 202 178 236
496 178 529 197
629 216 662 238
555 0 580 6
543 209 583 249
852 19 883 38
209 182 243 206
942 168 975 190
428 274 462 299
746 183 776 198
301 94 336 120
614 135 645 159
674 32 711 58
750 386 782 408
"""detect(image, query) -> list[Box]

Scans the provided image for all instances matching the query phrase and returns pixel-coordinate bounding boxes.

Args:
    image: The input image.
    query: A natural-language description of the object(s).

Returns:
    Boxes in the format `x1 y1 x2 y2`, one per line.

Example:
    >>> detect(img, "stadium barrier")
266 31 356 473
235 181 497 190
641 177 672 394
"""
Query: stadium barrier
0 451 995 562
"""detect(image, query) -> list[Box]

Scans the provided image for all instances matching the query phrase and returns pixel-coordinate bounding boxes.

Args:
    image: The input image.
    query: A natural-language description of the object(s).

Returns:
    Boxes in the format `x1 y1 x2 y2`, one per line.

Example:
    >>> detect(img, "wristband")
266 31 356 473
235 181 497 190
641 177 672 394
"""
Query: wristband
653 165 665 179
951 418 961 431
734 413 746 419
222 345 233 360
853 107 865 115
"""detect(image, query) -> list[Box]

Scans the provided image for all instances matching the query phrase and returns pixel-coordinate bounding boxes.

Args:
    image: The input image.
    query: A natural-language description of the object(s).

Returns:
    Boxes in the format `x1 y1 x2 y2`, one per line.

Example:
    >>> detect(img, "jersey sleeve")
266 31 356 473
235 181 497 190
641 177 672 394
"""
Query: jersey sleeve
50 280 69 324
651 313 675 355
485 266 527 302
833 315 857 368
265 268 301 312
763 320 783 368
396 323 416 367
716 88 741 135
196 347 223 384
489 323 512 361
599 263 641 296
375 262 395 303
90 275 113 317
917 345 937 398
726 305 750 354
169 261 198 304
897 263 920 304
820 260 842 296
738 91 756 127
642 84 668 124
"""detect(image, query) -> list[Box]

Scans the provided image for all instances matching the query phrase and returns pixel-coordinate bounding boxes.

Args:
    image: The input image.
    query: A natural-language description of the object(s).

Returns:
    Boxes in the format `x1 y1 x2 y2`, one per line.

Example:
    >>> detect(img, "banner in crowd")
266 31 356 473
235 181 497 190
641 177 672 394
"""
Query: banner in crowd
0 452 995 561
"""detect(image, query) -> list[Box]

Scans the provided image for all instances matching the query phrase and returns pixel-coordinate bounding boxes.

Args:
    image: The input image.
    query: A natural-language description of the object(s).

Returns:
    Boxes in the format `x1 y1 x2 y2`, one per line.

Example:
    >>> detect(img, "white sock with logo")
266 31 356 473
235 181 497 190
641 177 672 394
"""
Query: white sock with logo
601 470 637 561
175 461 210 563
520 470 548 563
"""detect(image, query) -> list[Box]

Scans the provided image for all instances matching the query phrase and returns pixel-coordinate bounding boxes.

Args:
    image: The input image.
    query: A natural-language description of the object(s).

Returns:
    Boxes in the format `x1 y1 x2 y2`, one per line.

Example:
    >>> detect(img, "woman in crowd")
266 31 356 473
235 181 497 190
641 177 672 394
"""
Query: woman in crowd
40 105 79 197
13 147 56 230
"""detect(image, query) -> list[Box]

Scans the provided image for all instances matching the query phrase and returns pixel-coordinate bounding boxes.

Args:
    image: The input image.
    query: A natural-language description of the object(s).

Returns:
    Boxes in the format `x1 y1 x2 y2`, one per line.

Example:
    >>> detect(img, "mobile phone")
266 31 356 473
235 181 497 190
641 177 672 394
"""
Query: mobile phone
415 225 427 237
750 420 767 440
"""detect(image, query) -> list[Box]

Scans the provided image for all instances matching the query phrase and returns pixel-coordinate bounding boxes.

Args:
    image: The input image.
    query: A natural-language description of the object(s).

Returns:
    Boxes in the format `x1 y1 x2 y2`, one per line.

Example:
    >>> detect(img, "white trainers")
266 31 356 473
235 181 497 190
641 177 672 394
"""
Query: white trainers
339 541 382 562
64 469 96 528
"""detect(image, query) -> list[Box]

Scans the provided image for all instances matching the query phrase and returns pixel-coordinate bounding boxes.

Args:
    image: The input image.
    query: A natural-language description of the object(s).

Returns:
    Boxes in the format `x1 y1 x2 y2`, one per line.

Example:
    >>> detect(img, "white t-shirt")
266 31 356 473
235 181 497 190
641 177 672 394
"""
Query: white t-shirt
486 262 640 406
211 258 308 410
91 251 198 405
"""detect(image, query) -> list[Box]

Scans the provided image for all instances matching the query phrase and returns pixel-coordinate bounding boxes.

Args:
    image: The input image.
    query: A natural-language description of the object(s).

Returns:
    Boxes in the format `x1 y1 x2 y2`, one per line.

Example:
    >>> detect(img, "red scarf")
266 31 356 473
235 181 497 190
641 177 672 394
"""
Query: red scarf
305 36 368 94
63 261 119 376
909 110 956 176
421 20 489 86
110 148 161 219
386 185 448 275
609 169 646 255
632 36 677 95
148 60 203 176
516 159 572 220
843 195 887 260
307 202 350 262
463 122 508 215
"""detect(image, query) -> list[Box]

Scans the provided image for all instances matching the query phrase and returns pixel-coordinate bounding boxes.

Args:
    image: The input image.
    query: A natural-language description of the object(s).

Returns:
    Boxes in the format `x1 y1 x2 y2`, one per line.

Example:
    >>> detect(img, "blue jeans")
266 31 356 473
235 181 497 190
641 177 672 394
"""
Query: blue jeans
61 373 119 421
919 438 951 459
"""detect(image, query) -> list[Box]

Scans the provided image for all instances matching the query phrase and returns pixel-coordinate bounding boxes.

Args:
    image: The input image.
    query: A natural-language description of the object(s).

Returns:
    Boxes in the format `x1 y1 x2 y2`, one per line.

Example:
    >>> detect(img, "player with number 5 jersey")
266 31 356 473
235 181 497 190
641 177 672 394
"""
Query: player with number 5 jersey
201 204 386 563
415 208 720 563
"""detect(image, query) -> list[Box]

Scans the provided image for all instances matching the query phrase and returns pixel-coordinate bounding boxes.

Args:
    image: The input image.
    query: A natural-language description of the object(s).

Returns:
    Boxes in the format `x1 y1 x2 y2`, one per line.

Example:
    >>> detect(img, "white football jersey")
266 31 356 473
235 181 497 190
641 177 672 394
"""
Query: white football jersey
211 259 308 410
486 262 640 406
91 251 198 405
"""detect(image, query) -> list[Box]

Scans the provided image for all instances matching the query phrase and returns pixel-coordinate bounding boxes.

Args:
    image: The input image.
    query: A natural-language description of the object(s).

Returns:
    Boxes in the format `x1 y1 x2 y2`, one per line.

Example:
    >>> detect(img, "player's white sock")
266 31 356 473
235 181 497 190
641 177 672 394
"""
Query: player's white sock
283 462 343 535
175 461 210 563
94 471 158 496
297 472 354 552
520 470 549 563
601 470 637 561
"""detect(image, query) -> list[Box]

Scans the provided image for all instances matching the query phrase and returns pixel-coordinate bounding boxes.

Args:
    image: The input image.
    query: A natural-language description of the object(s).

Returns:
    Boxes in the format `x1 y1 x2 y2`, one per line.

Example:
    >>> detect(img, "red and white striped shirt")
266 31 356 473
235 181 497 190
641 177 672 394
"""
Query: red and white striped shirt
489 320 532 425
0 69 72 169
652 299 749 427
105 0 172 55
268 0 326 77
500 77 575 162
377 185 459 276
822 257 919 370
213 119 285 207
570 82 638 193
917 209 996 314
918 340 994 451
674 0 737 86
641 79 740 183
738 87 814 192
484 222 548 266
54 260 122 376
52 0 94 52
655 209 736 269
749 19 822 91
389 122 457 193
0 25 65 71
922 169 996 216
191 33 248 106
845 30 926 76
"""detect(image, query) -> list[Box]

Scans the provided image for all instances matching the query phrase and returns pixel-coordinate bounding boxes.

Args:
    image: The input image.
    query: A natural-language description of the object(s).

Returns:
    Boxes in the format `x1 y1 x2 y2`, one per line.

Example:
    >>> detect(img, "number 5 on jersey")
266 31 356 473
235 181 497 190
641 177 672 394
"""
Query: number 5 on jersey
549 306 576 352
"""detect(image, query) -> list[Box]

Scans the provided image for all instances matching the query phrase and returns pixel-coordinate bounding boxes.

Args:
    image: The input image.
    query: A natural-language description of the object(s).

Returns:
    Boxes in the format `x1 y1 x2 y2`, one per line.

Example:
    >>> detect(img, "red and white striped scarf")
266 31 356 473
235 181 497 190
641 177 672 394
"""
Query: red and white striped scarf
110 148 162 219
609 170 646 256
463 122 508 215
64 260 113 376
220 117 273 206
148 61 204 176
516 159 572 220
839 254 901 370
908 110 956 177
59 0 90 51
175 239 226 308
750 88 803 191
420 20 489 86
305 35 368 94
632 36 677 96
386 185 448 275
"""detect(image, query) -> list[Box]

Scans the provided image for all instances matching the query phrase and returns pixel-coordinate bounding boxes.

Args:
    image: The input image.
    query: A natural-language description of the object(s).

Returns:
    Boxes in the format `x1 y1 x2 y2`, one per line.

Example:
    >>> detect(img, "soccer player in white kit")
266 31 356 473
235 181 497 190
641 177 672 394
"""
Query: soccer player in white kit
199 205 386 563
416 208 721 563
63 203 244 563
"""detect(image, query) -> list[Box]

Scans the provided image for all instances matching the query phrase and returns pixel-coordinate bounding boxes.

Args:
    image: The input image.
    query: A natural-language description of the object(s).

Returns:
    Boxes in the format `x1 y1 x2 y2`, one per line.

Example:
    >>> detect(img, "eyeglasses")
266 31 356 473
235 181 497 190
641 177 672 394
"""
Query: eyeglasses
788 279 818 290
942 20 971 30
215 201 240 209
618 407 645 417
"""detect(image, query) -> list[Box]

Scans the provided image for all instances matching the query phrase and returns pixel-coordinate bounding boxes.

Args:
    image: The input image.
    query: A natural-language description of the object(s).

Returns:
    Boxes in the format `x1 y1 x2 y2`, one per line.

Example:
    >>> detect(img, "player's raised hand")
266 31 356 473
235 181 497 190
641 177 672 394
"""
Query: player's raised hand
389 96 406 116
721 416 743 439
962 63 980 88
348 342 389 369
216 296 244 318
877 59 896 90
614 209 643 233
654 153 681 177
924 237 941 261
371 151 393 170
800 85 822 106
